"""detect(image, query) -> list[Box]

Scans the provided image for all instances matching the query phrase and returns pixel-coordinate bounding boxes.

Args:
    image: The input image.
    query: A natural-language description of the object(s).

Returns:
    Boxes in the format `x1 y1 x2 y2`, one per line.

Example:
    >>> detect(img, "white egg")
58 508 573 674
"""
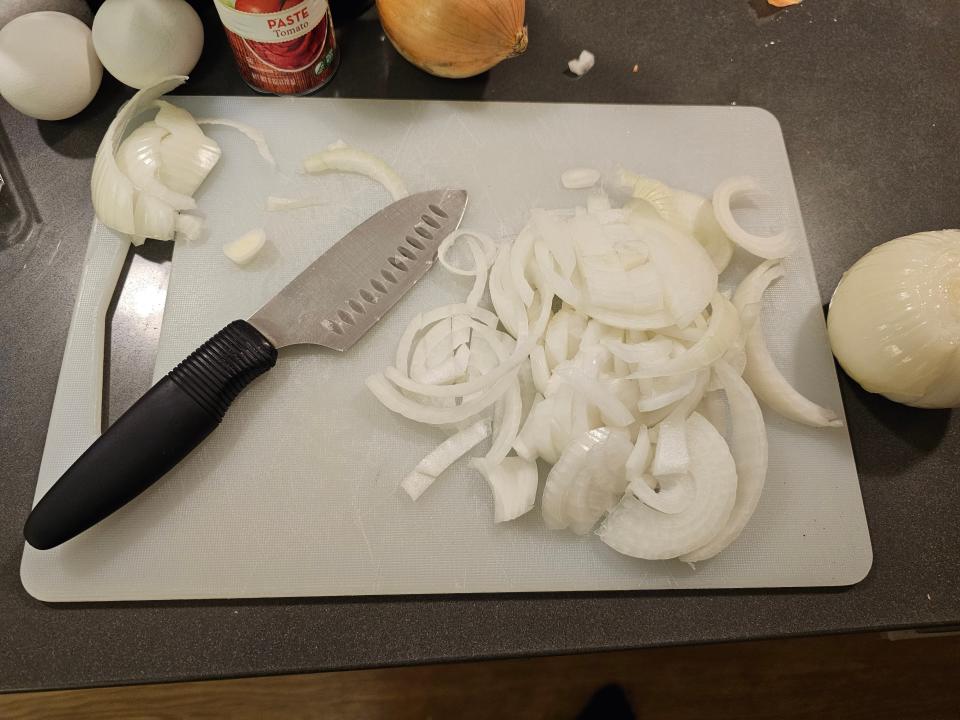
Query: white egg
0 12 103 121
93 0 204 90
0 0 91 30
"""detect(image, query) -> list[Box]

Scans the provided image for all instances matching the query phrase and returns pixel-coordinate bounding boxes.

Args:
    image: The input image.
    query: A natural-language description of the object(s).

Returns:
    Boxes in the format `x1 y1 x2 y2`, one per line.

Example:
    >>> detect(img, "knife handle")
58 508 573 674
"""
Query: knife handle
24 320 277 550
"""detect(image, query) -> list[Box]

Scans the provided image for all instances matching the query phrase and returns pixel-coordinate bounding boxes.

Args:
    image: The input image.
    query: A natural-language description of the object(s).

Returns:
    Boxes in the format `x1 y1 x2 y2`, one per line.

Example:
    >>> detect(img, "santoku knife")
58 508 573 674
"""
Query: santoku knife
24 188 468 550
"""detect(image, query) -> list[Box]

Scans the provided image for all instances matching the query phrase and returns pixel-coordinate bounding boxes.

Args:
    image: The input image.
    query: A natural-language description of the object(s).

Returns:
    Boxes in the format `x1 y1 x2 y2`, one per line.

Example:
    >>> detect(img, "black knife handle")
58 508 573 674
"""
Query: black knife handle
24 320 277 550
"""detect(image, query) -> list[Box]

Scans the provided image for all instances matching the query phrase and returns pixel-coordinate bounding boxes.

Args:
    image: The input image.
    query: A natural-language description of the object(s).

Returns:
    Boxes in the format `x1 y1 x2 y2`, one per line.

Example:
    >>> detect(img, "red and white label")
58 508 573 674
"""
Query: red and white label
214 0 328 43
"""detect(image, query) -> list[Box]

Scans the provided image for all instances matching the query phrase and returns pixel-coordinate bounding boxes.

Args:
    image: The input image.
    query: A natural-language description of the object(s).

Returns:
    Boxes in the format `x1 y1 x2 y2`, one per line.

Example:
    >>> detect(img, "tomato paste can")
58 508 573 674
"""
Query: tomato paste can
213 0 339 95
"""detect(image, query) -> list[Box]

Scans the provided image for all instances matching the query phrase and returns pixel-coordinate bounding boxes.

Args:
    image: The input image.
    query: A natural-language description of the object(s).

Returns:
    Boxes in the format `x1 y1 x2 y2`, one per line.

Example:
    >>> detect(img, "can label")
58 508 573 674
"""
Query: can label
214 0 338 95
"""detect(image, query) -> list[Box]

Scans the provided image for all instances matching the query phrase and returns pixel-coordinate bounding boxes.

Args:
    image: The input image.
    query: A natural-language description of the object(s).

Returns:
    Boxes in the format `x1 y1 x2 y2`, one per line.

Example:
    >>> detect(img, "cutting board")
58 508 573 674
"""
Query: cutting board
21 98 872 601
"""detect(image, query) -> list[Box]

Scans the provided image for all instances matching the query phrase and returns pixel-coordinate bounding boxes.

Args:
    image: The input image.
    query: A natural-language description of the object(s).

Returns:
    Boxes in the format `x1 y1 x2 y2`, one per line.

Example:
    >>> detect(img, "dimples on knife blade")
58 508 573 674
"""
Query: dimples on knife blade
249 188 468 350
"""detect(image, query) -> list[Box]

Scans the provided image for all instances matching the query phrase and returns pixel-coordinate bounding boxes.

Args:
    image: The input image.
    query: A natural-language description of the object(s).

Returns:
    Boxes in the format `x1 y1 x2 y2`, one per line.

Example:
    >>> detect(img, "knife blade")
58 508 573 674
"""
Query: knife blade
24 188 468 550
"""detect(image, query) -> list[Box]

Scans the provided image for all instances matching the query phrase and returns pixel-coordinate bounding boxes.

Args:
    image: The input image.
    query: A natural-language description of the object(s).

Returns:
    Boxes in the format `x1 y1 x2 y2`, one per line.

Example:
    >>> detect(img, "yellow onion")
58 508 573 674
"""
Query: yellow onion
828 230 960 408
376 0 528 79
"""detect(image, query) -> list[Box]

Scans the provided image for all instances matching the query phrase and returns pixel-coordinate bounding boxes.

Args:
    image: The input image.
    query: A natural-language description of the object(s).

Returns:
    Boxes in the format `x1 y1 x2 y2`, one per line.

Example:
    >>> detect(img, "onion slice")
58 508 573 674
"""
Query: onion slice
196 117 276 166
734 261 843 427
679 361 767 562
712 176 795 259
597 412 737 559
472 457 539 523
400 419 492 500
303 144 408 201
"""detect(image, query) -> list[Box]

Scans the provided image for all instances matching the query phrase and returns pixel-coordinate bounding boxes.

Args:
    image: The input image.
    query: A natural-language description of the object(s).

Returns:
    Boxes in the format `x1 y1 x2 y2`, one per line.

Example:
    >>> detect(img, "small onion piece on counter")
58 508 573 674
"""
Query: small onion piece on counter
368 168 837 561
828 229 960 408
223 228 266 265
303 142 408 201
567 50 595 77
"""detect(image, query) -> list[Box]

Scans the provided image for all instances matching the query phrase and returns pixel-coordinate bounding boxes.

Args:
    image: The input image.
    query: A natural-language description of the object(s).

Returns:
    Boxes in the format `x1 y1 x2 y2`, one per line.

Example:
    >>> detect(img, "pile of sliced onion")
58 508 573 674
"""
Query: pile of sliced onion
91 76 276 246
369 169 842 563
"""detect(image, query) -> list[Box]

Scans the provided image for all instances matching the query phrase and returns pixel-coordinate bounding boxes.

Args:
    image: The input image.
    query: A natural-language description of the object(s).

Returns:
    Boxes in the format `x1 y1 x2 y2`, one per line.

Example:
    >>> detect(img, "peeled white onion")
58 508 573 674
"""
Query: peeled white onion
828 229 960 408
93 0 203 90
0 12 101 121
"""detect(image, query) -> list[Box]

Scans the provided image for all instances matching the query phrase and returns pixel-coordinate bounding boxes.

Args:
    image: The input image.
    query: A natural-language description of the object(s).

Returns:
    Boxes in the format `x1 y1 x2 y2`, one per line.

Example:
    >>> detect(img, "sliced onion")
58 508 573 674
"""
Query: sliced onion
436 231 491 307
384 293 552 400
650 412 688 477
636 372 698 412
533 209 577 278
223 228 266 265
679 360 767 562
733 261 843 427
485 379 523 466
597 412 737 559
267 196 325 212
489 245 526 338
712 176 795 259
629 216 718 328
672 189 734 273
626 293 740 378
554 366 635 427
530 344 550 394
174 213 204 242
115 123 197 211
472 457 539 523
91 76 187 238
196 117 276 166
561 167 600 189
303 144 408 201
152 101 222 198
542 427 632 534
401 418 492 500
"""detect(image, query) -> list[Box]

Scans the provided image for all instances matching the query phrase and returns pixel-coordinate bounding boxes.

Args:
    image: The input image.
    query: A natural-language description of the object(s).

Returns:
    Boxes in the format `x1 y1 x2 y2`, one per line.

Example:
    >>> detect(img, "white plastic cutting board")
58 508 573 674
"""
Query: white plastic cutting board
21 99 872 601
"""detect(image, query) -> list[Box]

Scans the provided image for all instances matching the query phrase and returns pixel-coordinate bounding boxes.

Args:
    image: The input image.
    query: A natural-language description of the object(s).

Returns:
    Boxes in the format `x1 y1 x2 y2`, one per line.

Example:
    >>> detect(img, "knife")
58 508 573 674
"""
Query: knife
24 188 468 550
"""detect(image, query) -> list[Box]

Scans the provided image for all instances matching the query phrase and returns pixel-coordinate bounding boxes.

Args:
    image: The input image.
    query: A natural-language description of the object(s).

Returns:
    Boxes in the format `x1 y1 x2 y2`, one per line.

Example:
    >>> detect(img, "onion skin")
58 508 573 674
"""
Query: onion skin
376 0 528 79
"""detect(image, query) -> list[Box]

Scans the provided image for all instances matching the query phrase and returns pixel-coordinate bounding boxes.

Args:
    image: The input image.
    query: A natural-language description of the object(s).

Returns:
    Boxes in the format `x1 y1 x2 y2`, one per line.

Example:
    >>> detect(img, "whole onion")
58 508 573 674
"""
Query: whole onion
376 0 528 79
828 229 960 408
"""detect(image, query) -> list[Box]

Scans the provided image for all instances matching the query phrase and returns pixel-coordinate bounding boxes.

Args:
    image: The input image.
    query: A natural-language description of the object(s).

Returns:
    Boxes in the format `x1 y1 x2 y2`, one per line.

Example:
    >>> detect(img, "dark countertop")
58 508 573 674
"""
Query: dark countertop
1 0 959 693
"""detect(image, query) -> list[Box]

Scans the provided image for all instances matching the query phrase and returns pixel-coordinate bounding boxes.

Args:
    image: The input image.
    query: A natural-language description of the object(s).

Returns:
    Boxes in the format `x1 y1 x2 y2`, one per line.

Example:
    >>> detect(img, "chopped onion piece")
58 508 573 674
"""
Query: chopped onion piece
542 427 632 534
712 176 795 259
303 144 408 201
174 213 204 242
555 366 635 427
627 293 740 378
561 167 600 189
598 413 737 559
567 49 596 76
400 418 492 500
223 228 266 265
650 413 688 477
472 457 539 523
